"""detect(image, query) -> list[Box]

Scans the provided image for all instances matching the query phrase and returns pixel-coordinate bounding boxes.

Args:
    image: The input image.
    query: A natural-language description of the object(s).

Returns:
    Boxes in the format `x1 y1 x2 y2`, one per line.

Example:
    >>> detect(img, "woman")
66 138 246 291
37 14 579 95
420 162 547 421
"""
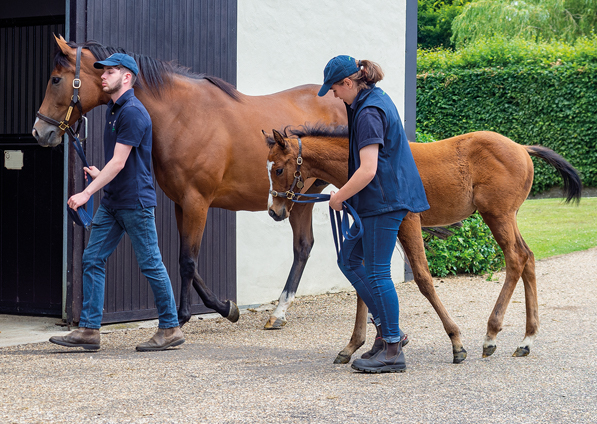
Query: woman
318 55 429 373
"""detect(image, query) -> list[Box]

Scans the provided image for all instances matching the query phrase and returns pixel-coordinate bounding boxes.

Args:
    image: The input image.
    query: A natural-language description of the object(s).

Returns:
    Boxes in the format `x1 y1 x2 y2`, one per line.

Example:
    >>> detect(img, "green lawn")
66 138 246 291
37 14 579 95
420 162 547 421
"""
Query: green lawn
517 197 597 260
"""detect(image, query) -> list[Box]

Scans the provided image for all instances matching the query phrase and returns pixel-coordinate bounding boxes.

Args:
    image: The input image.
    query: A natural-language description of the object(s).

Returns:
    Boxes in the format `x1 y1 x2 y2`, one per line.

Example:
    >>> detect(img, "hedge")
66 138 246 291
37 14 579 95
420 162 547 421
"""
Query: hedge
416 38 597 193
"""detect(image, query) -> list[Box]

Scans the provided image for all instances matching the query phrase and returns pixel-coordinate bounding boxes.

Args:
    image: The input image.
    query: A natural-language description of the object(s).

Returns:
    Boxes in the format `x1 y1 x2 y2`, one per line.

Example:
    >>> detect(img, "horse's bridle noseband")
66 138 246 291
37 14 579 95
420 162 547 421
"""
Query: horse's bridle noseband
36 46 85 140
270 137 306 200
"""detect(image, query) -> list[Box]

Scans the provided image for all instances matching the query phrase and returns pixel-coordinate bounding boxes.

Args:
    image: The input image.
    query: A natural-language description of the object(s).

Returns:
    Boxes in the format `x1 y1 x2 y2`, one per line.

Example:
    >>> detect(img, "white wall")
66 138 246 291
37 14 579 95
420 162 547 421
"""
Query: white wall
236 0 408 306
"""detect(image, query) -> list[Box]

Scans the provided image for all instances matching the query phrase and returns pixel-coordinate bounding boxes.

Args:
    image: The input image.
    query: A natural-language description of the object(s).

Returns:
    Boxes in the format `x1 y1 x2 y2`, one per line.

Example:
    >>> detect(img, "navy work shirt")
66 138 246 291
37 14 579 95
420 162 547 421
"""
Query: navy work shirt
346 85 429 217
101 89 157 209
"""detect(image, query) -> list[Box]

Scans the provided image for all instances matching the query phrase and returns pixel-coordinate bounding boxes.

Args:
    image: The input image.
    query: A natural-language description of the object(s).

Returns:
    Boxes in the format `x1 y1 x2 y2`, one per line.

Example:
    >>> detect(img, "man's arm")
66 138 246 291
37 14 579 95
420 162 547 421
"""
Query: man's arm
67 142 133 210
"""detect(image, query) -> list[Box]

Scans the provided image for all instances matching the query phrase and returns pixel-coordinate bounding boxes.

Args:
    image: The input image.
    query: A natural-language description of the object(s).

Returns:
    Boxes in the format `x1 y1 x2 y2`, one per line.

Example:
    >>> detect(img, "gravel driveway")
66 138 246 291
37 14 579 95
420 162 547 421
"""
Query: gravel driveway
1 247 596 423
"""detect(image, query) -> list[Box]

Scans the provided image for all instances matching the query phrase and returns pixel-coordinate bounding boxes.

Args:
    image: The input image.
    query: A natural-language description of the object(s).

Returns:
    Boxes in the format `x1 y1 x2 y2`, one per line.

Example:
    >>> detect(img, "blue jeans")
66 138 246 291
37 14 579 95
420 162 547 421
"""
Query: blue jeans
337 209 408 343
78 204 179 329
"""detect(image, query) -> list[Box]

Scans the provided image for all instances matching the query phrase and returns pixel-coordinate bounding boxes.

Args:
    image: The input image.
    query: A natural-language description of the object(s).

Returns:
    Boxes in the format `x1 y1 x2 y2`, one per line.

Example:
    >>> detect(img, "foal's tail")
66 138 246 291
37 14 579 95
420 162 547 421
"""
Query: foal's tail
525 146 582 203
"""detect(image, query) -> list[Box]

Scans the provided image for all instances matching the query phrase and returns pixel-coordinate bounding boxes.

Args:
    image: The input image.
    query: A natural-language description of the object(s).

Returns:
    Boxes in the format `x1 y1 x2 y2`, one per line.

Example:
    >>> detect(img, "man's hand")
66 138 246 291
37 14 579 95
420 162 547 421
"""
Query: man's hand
84 166 100 179
67 191 91 211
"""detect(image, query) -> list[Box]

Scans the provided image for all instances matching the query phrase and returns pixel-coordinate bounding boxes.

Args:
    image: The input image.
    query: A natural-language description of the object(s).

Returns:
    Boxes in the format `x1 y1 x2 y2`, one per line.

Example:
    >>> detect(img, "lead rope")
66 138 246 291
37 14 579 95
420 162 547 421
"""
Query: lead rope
290 193 363 265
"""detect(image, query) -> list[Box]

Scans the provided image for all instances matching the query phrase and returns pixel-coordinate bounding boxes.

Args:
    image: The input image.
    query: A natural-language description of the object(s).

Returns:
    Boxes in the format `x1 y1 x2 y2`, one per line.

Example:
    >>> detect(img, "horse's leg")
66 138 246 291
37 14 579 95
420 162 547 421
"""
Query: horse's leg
399 215 467 364
479 212 535 357
176 202 239 327
264 201 316 329
334 294 368 364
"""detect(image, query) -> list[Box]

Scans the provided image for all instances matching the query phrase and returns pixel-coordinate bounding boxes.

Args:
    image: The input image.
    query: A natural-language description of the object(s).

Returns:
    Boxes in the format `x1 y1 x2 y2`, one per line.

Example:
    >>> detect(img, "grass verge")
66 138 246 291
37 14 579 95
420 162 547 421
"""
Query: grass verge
517 197 597 260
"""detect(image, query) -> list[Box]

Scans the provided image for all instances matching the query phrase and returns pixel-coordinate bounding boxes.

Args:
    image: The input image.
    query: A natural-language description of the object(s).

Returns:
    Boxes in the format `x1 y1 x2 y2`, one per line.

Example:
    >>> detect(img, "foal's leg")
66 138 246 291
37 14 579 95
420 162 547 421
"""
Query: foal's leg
334 294 368 364
479 212 535 357
399 215 467 364
176 202 239 327
264 201 317 329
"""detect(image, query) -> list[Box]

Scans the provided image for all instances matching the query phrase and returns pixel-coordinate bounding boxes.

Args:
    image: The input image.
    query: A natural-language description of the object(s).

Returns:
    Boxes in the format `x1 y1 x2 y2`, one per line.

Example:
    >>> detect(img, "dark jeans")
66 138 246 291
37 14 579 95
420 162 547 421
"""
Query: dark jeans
78 204 179 329
338 209 408 343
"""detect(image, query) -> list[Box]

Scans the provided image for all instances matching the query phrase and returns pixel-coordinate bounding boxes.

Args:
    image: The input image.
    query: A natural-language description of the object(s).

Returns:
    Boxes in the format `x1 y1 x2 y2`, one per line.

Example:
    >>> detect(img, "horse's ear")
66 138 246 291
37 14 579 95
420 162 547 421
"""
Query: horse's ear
272 129 287 150
54 34 74 58
262 130 275 148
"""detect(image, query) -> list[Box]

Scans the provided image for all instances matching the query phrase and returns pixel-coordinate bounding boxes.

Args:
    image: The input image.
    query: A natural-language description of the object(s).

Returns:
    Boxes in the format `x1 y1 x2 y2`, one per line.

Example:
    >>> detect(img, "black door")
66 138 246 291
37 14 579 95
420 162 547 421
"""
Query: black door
0 14 66 315
70 0 238 323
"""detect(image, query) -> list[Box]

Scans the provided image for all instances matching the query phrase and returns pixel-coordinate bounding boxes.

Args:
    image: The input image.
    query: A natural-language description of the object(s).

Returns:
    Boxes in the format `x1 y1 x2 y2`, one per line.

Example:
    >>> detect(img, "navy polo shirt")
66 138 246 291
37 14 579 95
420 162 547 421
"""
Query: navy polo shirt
101 89 157 209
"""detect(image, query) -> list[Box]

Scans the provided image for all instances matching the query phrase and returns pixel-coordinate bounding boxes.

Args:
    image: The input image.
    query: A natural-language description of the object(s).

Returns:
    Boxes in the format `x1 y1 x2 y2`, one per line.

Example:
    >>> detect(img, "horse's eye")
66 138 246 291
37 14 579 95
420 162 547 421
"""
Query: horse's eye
51 77 61 85
275 168 283 176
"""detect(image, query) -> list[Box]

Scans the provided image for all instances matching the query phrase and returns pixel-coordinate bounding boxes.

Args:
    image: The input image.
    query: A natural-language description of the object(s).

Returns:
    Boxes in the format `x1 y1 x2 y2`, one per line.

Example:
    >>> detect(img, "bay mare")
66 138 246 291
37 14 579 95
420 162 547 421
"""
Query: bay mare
32 36 346 328
265 126 581 363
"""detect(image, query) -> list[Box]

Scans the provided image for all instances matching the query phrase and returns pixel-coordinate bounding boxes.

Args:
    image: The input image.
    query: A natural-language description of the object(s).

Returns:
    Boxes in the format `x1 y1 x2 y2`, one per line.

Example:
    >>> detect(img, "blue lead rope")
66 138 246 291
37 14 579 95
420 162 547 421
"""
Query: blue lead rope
291 193 363 264
67 134 94 229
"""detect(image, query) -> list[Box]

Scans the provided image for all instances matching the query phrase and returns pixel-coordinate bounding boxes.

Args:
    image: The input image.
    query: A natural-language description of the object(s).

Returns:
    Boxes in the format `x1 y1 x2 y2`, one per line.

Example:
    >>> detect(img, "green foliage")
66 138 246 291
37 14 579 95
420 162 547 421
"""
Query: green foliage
423 213 506 277
418 0 471 49
416 38 597 193
418 35 597 72
451 0 597 48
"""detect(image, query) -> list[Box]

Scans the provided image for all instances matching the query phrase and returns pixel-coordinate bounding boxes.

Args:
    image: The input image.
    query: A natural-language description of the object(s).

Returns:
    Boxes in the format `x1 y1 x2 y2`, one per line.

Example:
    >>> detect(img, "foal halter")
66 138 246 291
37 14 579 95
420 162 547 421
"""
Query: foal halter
270 137 305 200
36 46 85 140
268 137 363 264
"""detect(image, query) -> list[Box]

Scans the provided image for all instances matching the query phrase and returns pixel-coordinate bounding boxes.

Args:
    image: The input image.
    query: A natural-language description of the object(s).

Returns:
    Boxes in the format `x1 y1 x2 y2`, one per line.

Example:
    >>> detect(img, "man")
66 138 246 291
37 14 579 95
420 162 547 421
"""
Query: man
50 53 184 351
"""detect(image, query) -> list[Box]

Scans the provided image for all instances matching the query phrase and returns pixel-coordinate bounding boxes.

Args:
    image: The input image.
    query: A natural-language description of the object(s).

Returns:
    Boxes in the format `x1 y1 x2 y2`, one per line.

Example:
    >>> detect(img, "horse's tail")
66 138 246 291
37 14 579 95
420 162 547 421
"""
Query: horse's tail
525 146 582 203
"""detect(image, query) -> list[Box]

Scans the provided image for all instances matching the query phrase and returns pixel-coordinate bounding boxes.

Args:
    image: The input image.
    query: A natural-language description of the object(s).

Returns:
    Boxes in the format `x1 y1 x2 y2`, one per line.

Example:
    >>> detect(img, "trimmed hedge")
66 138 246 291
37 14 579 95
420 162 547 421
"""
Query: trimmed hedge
417 38 597 193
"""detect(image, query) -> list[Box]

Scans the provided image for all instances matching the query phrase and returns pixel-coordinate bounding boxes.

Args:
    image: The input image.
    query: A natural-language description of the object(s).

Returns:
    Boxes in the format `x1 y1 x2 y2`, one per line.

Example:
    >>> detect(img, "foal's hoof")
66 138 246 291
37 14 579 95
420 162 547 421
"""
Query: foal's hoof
178 312 191 327
482 345 497 358
453 348 467 364
333 352 351 365
263 316 287 330
226 301 240 323
512 346 530 357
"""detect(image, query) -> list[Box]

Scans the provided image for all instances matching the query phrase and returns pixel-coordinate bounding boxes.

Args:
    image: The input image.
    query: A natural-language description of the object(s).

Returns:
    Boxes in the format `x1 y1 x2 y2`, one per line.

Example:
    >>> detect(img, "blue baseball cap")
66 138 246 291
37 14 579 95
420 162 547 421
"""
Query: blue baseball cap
317 55 360 97
94 53 139 76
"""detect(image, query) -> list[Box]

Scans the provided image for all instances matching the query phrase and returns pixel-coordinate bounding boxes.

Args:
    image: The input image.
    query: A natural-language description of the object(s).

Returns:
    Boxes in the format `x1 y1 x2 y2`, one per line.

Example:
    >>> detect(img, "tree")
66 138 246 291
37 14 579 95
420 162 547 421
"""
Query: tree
451 0 597 48
418 0 471 49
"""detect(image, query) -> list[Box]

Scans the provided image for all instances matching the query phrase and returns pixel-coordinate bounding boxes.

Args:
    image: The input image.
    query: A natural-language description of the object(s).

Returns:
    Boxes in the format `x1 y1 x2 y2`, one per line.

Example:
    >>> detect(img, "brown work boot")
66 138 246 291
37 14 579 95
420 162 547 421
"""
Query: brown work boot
49 327 100 350
361 324 409 359
136 326 185 352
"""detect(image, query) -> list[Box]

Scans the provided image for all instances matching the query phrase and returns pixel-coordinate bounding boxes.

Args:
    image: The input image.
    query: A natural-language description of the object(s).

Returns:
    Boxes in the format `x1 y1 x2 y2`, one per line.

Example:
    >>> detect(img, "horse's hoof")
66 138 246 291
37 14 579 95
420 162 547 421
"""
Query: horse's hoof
453 348 467 364
483 345 497 358
178 312 191 327
333 353 351 364
263 316 287 330
226 301 240 323
513 346 530 357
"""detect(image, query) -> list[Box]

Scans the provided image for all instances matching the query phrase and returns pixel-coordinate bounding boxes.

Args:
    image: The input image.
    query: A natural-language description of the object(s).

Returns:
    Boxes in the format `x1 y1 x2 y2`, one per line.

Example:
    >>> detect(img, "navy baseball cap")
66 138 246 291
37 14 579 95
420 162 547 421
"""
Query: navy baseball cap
94 53 139 76
317 55 360 97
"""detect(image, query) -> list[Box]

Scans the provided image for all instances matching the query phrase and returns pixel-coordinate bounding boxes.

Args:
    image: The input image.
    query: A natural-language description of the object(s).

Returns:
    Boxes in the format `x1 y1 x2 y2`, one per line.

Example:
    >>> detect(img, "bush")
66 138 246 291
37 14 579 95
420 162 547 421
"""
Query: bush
423 213 506 278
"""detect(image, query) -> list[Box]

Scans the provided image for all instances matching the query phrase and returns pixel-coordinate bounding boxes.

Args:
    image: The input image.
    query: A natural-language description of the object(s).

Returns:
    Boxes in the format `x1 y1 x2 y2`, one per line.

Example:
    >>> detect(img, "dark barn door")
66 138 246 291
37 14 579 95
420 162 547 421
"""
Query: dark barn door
69 0 238 323
0 16 66 316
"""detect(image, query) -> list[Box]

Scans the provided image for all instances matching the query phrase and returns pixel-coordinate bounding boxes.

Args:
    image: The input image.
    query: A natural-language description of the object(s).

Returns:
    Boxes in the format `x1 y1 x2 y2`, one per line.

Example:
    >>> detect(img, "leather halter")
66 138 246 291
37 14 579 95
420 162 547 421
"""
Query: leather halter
36 46 84 139
270 137 305 200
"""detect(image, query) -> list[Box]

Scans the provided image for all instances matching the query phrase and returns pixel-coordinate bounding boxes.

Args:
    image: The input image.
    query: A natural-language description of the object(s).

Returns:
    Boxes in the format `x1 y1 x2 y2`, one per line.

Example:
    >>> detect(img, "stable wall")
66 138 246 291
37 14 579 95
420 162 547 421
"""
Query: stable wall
235 0 409 305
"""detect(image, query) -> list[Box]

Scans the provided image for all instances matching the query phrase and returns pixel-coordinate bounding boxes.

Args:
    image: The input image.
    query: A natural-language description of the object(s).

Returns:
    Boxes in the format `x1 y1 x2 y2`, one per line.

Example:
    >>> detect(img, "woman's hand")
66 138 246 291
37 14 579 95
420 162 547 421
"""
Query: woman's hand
329 190 344 211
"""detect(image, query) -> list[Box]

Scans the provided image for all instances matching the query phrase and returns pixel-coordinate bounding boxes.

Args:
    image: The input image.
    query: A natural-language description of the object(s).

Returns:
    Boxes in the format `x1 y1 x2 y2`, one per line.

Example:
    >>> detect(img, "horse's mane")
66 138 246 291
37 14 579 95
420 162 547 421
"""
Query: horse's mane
54 40 240 101
282 123 349 139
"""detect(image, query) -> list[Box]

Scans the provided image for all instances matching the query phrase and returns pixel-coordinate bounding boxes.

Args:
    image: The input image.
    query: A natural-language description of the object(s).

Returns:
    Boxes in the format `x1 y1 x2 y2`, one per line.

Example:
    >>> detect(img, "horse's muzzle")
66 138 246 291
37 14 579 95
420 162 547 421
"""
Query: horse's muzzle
268 207 288 222
32 124 61 147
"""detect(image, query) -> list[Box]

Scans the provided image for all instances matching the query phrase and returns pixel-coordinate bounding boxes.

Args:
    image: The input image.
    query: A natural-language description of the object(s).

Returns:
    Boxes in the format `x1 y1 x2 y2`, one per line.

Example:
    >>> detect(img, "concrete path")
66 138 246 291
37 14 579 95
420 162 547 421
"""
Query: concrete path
1 248 596 423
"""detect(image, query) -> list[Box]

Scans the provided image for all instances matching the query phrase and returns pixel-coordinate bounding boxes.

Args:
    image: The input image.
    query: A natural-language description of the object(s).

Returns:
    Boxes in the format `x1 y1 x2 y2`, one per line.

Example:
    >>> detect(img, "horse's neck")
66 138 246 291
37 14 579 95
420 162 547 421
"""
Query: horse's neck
302 137 349 188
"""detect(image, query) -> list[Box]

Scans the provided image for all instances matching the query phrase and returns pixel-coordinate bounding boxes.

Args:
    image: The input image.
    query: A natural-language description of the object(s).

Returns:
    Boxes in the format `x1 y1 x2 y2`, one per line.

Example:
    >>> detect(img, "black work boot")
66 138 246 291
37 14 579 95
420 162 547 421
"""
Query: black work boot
361 324 409 359
49 328 100 350
352 340 406 373
136 326 185 352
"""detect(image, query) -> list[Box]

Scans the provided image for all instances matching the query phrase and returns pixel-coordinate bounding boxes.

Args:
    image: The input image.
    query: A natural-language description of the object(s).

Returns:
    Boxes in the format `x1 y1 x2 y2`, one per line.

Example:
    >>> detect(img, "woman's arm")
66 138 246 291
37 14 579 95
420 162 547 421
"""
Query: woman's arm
329 143 379 211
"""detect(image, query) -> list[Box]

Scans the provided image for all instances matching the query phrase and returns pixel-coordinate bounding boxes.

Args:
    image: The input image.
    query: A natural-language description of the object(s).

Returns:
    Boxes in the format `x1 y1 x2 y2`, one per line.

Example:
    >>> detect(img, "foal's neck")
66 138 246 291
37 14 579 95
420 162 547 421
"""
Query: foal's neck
300 136 349 188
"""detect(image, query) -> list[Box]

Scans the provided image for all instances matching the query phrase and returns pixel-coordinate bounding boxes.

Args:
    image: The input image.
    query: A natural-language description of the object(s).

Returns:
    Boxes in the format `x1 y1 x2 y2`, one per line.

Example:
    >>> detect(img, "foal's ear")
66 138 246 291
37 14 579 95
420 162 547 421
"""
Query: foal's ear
262 130 275 148
272 129 287 150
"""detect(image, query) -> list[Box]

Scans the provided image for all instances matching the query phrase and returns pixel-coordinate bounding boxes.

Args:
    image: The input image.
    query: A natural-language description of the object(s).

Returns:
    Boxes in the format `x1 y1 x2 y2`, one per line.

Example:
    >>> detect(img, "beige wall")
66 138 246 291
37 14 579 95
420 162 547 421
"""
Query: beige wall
236 0 408 305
